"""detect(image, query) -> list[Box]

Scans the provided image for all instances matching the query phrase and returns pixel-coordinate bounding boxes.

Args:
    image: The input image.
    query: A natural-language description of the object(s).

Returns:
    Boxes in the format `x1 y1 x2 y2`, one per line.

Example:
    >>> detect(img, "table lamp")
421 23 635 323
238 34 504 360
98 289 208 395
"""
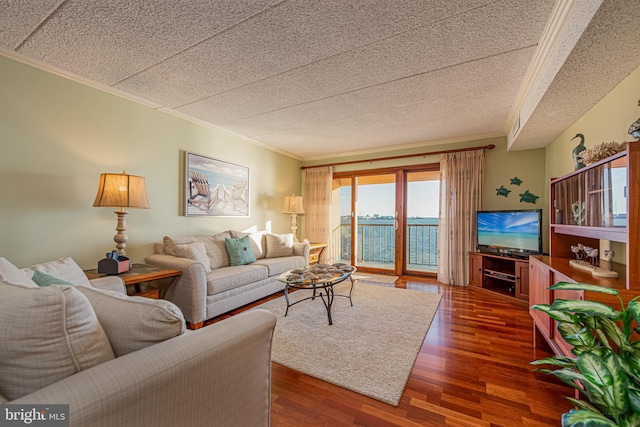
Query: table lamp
282 195 304 241
93 170 150 255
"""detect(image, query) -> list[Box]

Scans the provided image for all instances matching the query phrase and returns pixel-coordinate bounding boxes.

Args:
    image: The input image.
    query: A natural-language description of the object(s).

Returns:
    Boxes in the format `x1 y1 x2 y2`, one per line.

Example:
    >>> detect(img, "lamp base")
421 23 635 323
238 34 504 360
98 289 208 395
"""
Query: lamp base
114 210 129 256
290 213 299 242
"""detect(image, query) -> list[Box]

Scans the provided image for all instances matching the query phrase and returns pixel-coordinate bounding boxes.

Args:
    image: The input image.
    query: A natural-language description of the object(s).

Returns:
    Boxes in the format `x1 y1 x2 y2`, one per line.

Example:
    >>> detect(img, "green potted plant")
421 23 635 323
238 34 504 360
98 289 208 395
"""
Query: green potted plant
531 282 640 427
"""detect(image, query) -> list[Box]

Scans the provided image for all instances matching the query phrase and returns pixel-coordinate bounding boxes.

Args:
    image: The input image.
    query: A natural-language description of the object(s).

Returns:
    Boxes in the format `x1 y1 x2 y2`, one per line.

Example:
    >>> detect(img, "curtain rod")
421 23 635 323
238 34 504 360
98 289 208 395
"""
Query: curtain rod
300 143 495 170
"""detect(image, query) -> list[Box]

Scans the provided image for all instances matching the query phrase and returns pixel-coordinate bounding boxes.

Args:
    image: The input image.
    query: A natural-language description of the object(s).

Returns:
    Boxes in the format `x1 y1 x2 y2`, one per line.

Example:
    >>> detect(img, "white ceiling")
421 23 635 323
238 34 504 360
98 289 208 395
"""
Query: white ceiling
1 0 639 160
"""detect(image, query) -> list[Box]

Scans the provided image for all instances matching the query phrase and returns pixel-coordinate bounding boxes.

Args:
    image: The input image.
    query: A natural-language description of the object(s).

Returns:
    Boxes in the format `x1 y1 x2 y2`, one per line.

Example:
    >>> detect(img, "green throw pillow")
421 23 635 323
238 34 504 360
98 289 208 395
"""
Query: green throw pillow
225 236 257 266
32 270 75 287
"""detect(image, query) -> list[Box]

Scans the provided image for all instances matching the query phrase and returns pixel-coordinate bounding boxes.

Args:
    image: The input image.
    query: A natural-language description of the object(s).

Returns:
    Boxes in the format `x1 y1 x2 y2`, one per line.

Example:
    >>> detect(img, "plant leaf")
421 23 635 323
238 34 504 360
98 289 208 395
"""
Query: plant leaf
628 300 640 327
531 303 577 323
566 396 602 414
550 299 621 319
598 317 634 352
628 387 640 414
550 282 619 296
561 408 618 427
558 322 597 349
576 352 627 417
531 356 577 368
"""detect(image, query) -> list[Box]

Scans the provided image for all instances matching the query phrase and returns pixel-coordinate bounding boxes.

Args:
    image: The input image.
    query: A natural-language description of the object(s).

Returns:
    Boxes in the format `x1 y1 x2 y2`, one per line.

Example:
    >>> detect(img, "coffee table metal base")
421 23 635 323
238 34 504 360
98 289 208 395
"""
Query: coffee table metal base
284 276 354 325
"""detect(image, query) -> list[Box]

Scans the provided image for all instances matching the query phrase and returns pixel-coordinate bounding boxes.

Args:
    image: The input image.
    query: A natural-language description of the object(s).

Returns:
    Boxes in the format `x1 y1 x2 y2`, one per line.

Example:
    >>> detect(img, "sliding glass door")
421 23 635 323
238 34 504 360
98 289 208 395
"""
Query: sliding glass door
332 165 439 276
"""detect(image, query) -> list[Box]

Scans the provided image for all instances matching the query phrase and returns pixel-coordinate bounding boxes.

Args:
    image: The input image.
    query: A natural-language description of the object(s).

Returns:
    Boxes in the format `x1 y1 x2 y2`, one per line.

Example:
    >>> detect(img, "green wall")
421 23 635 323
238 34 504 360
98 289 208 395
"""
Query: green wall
0 55 302 269
544 63 640 263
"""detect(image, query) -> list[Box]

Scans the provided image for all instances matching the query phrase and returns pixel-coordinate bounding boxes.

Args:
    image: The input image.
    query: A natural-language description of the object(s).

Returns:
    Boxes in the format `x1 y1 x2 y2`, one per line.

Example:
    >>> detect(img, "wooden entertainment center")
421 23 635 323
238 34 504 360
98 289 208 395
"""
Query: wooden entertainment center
529 143 639 357
469 252 529 305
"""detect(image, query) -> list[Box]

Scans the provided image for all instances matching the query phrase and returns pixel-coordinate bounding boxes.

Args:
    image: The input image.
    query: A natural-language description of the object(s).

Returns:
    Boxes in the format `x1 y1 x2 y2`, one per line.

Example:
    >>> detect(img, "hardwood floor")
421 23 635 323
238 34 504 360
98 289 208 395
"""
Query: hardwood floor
211 276 572 426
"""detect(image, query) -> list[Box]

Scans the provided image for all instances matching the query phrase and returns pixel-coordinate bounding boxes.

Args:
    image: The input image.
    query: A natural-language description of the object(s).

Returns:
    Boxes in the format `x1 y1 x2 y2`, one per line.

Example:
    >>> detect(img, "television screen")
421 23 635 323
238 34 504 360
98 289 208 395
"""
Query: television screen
476 209 542 255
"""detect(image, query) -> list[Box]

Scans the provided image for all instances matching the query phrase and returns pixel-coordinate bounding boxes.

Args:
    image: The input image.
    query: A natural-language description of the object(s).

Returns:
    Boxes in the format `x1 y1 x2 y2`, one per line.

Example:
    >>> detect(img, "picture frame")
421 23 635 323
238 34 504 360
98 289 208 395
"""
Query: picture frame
184 152 249 217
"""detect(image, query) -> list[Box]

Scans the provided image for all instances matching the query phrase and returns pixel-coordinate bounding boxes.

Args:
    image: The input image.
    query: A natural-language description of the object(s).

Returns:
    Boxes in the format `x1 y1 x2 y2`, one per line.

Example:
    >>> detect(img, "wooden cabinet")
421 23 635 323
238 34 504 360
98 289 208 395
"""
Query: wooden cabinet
468 252 529 304
515 260 529 300
529 144 640 358
308 242 327 266
469 252 483 287
529 256 552 341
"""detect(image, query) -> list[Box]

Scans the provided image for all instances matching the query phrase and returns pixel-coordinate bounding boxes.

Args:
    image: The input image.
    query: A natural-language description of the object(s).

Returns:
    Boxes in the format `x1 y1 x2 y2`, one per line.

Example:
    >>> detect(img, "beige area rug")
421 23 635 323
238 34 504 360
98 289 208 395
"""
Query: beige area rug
351 273 398 284
254 282 442 406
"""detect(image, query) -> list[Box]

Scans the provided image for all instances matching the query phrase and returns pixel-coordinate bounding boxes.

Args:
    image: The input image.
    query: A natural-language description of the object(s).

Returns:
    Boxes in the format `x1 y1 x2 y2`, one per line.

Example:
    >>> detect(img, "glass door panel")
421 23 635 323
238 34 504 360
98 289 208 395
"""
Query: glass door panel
332 178 352 265
355 174 396 271
405 170 440 274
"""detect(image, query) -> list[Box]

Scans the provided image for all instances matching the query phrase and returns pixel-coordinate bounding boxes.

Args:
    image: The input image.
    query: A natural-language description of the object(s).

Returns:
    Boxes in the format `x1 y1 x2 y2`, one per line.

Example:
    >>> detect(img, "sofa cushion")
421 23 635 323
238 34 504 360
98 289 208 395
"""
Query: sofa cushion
75 286 186 357
229 230 267 259
0 257 34 287
253 256 306 277
206 264 268 295
202 232 231 269
163 235 198 256
22 256 92 287
265 233 294 258
31 270 75 287
0 281 115 400
173 241 212 273
225 236 258 266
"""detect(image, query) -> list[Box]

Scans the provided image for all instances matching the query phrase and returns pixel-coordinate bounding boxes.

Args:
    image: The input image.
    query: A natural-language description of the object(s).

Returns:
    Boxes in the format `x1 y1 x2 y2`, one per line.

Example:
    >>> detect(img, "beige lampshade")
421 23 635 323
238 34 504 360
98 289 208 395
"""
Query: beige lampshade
93 170 150 209
282 195 304 214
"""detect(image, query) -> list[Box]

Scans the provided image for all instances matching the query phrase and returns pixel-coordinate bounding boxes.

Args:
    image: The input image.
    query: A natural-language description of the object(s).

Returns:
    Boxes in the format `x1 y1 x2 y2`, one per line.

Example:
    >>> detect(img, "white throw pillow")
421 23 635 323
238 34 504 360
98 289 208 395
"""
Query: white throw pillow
265 233 295 258
22 256 91 287
0 281 115 400
75 286 185 357
173 241 212 273
0 257 34 287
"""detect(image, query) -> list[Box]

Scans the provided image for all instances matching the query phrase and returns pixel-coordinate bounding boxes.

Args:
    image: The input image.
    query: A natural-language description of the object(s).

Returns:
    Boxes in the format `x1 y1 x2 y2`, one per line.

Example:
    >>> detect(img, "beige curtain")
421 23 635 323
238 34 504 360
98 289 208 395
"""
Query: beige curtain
437 149 485 286
304 166 333 263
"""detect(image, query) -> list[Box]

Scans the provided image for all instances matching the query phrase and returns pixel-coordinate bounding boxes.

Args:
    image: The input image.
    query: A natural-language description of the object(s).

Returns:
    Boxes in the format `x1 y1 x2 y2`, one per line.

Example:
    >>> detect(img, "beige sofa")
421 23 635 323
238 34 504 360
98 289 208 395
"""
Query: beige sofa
145 230 309 328
0 256 276 427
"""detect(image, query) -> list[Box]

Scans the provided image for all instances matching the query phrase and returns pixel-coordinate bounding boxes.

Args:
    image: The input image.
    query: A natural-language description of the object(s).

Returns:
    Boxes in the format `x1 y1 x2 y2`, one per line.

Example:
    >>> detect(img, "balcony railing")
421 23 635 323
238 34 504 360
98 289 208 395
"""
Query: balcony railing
332 222 438 271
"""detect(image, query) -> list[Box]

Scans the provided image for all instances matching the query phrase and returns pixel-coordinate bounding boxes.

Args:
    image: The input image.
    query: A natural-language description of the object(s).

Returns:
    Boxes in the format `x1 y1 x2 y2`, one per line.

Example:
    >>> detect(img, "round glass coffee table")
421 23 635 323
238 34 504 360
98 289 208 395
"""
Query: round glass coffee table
277 263 356 325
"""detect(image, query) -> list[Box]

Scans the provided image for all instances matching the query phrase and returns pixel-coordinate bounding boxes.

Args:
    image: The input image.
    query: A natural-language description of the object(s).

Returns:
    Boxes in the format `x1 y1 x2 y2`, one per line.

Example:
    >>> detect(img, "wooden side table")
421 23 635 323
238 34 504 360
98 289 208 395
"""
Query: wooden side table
308 242 327 266
84 263 181 299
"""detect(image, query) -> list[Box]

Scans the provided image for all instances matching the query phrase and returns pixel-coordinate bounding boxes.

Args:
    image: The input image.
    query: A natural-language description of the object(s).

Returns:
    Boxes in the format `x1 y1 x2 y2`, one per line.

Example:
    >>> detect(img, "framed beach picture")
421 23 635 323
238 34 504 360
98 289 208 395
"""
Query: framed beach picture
184 152 249 217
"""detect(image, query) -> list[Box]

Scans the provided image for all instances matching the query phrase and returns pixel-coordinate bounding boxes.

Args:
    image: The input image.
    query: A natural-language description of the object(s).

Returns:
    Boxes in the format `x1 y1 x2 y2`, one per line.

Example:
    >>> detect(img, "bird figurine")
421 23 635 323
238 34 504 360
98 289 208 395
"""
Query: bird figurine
629 99 640 140
571 133 586 170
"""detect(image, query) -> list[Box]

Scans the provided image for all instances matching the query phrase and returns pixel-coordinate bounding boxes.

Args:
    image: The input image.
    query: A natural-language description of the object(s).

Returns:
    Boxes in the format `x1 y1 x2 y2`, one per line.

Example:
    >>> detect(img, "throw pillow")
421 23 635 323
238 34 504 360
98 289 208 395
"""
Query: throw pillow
23 256 91 287
163 236 198 256
173 241 212 273
225 236 258 266
229 230 267 259
75 286 185 357
0 257 34 287
202 232 232 269
0 281 115 400
265 233 295 258
32 270 75 287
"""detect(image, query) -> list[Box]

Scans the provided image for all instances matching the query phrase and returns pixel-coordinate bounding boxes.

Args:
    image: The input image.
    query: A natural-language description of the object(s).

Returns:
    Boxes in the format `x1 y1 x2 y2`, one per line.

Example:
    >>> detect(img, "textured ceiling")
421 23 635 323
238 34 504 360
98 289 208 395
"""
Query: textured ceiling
1 1 639 160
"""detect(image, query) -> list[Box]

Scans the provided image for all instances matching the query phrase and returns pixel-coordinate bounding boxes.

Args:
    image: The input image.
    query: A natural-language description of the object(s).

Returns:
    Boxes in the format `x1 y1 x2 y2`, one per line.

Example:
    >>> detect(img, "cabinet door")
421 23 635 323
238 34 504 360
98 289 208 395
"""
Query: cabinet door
469 253 483 287
552 273 582 357
515 260 529 300
529 258 552 339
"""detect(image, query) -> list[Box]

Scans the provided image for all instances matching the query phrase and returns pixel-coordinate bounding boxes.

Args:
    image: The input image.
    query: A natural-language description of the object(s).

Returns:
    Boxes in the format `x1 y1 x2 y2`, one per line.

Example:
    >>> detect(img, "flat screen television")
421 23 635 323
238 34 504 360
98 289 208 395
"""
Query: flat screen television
476 209 542 257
